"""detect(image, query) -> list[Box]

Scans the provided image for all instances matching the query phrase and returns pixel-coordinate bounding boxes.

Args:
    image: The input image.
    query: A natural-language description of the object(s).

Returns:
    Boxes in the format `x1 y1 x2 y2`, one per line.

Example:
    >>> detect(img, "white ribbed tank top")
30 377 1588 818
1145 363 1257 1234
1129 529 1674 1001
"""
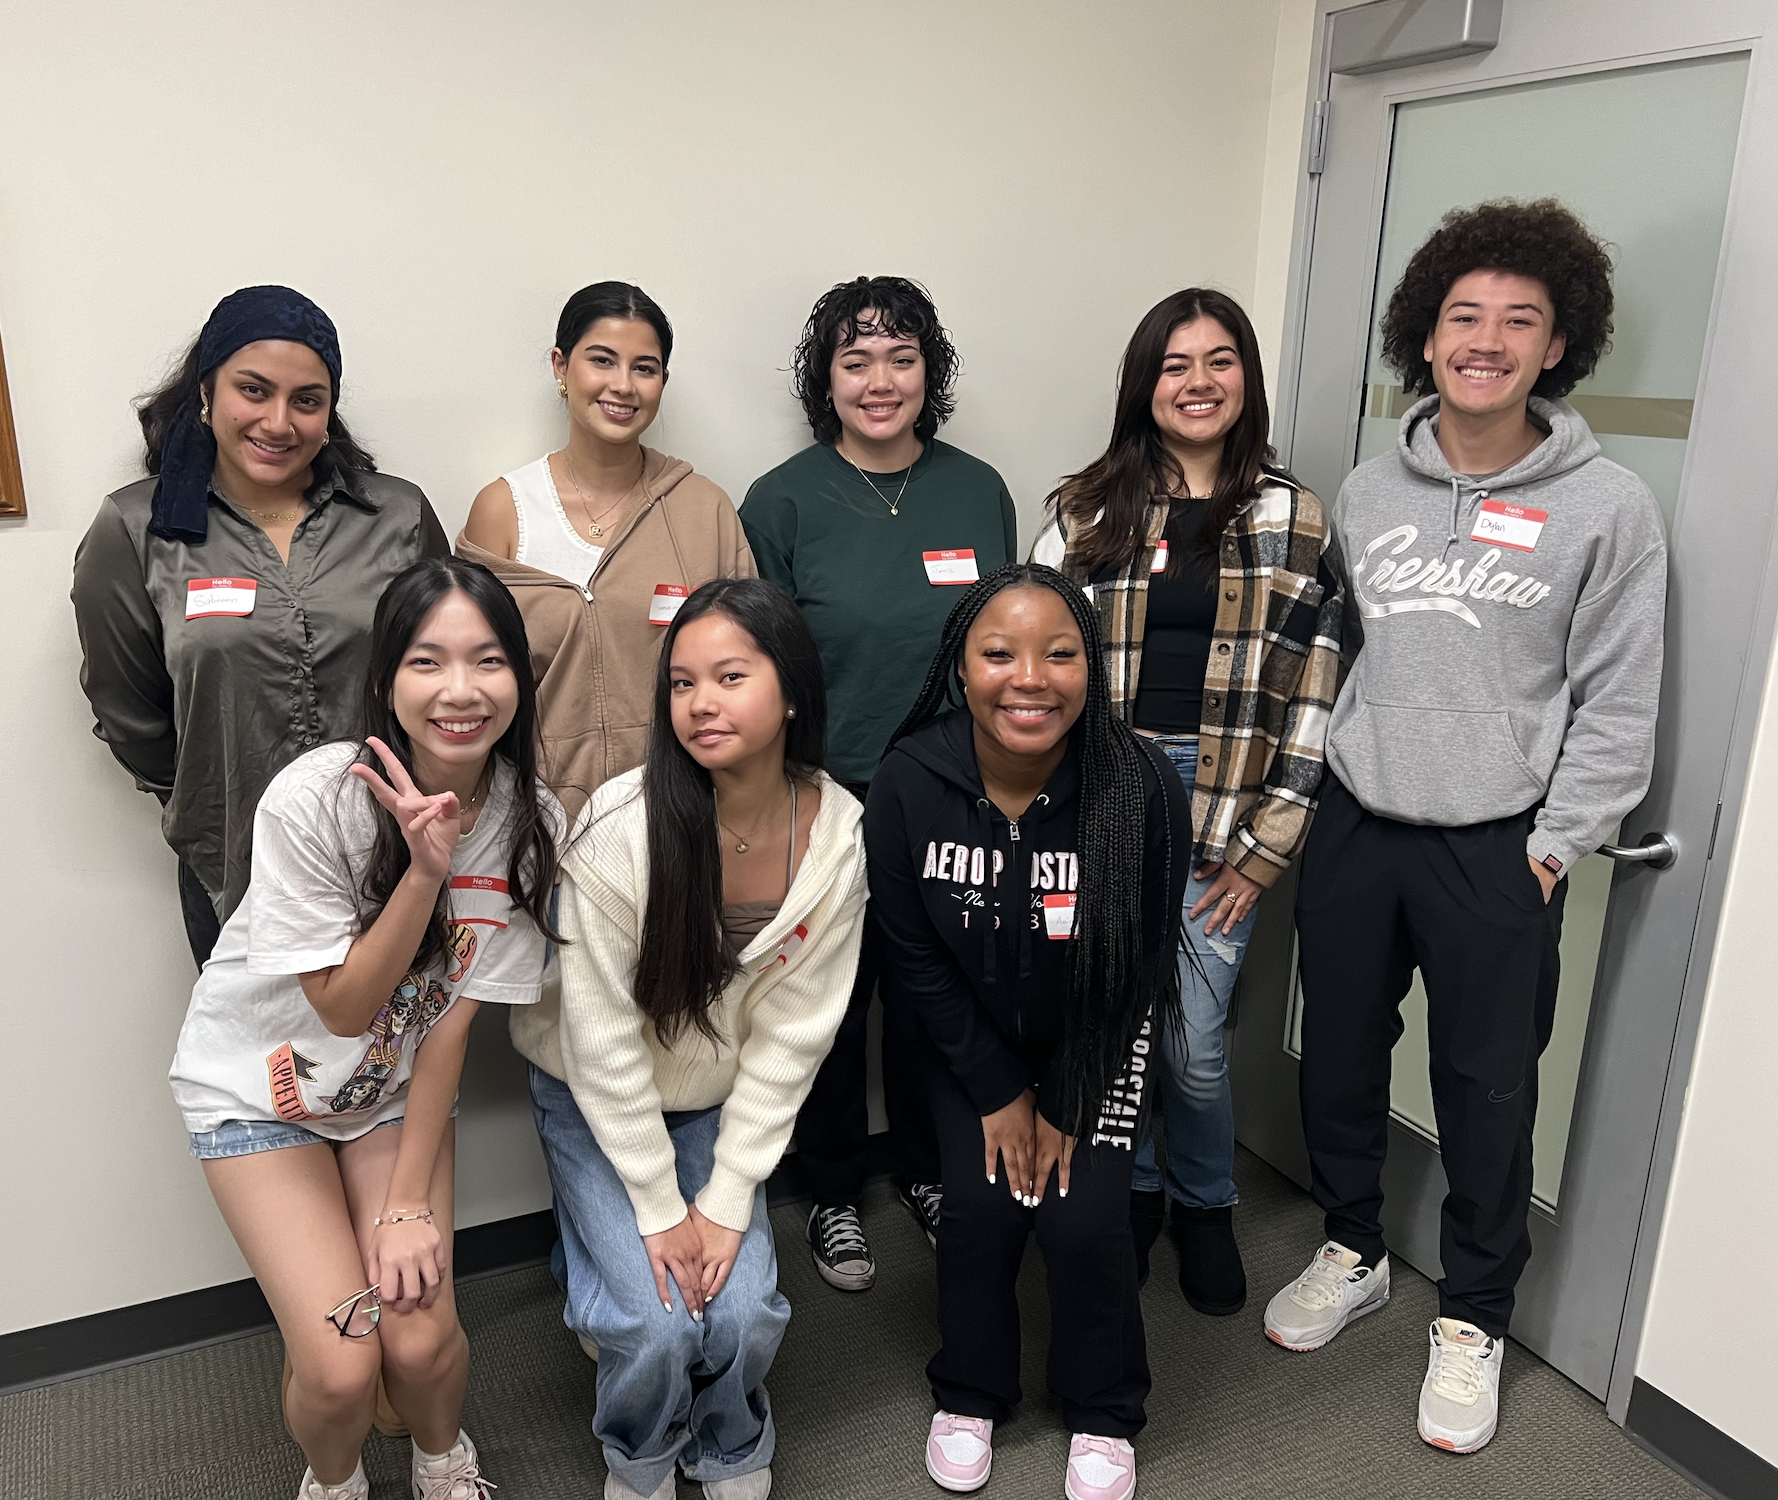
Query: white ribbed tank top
506 455 604 586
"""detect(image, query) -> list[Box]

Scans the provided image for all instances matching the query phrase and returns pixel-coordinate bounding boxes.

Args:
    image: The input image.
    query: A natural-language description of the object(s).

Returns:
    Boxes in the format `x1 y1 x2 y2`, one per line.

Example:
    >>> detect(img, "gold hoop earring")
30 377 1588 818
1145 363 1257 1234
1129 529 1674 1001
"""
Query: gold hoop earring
557 380 568 398
199 399 212 426
321 433 331 447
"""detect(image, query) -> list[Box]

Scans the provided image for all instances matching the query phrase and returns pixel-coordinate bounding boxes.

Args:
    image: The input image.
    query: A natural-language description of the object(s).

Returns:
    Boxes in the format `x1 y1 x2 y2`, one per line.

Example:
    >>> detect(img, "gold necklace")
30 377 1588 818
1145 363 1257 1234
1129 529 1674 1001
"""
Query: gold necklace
563 451 644 540
235 496 306 522
842 450 914 517
715 776 791 854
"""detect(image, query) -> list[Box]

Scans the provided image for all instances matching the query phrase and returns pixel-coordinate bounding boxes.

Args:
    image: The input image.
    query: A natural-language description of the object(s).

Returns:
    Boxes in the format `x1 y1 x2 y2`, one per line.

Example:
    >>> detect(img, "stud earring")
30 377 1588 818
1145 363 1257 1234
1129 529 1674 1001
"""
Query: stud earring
786 707 797 719
557 380 568 398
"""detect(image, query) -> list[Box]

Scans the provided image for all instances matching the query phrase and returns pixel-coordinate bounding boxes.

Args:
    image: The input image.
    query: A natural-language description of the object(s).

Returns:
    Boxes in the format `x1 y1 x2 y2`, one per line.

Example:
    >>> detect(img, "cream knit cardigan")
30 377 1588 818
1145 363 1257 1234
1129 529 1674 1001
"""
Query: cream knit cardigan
512 766 867 1236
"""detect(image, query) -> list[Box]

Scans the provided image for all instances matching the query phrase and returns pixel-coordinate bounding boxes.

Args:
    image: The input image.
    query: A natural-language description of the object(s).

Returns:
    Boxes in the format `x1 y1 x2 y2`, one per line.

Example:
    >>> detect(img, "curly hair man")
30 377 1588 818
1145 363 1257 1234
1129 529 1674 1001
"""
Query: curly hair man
1263 199 1668 1456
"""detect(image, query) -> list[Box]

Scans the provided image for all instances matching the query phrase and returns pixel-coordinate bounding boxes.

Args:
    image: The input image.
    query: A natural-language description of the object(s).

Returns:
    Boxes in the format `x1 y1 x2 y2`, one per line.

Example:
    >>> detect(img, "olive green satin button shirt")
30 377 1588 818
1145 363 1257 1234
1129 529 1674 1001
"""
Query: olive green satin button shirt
72 468 449 920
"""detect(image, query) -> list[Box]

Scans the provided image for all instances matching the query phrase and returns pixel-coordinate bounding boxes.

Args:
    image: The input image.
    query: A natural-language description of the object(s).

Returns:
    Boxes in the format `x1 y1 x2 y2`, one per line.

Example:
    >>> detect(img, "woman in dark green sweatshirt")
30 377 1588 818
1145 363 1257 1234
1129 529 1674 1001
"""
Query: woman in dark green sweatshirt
739 275 1017 1293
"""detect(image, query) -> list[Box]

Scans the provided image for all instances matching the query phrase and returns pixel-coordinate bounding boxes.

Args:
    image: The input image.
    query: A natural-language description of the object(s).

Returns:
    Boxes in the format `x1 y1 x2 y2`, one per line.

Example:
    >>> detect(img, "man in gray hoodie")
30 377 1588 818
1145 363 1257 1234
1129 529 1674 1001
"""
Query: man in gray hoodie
1261 201 1667 1454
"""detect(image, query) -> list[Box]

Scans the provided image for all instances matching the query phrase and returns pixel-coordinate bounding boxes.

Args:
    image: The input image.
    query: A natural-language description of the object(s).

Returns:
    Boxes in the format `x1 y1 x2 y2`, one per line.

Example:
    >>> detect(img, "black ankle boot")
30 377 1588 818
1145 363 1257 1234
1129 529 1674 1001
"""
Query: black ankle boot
1171 1204 1247 1315
1130 1190 1166 1290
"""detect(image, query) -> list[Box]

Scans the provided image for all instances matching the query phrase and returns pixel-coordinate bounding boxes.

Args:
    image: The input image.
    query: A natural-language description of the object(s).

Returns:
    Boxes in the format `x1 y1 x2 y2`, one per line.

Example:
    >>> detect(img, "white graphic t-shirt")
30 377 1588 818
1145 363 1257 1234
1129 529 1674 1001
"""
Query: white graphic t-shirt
170 742 556 1139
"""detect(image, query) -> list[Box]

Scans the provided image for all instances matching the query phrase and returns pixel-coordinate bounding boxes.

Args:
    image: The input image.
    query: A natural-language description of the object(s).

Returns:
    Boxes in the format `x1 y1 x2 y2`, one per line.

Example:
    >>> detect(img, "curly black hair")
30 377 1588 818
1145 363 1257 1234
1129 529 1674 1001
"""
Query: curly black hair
1381 198 1614 400
789 276 959 444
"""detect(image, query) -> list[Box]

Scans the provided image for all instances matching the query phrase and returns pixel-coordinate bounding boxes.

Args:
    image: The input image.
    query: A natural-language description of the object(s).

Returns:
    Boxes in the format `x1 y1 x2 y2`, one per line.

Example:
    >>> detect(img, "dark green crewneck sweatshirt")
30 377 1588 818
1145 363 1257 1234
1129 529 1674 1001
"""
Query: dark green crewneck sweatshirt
740 440 1019 785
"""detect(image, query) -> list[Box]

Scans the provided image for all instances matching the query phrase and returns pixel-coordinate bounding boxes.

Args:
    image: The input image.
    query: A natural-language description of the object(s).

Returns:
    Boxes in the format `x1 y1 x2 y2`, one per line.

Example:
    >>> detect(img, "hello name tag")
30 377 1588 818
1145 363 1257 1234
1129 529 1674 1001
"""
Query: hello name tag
923 549 979 586
1470 500 1548 554
185 577 257 619
1042 893 1077 940
648 583 689 624
1150 541 1169 573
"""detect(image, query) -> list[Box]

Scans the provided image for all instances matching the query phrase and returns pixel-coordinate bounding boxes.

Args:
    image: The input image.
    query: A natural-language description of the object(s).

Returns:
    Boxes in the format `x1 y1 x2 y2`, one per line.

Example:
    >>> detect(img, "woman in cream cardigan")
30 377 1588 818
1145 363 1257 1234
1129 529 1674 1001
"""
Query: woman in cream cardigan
513 578 867 1500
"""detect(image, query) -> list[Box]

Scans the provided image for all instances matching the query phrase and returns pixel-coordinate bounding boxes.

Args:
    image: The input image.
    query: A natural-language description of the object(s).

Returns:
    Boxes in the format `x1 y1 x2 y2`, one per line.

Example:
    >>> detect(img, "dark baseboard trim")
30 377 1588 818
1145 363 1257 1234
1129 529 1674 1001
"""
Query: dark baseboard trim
0 1145 897 1397
1626 1378 1778 1500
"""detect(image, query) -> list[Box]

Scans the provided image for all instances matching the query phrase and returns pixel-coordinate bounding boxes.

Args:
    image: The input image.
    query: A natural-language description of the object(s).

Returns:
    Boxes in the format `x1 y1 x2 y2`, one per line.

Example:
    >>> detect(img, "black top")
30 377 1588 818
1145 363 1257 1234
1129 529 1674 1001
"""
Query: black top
1093 499 1220 734
864 709 1191 1126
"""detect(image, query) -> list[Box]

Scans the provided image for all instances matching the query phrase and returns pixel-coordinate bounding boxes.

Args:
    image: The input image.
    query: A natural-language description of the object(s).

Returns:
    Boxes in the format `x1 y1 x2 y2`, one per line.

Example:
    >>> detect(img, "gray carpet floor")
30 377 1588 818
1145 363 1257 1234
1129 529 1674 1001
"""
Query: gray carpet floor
1 1148 1699 1500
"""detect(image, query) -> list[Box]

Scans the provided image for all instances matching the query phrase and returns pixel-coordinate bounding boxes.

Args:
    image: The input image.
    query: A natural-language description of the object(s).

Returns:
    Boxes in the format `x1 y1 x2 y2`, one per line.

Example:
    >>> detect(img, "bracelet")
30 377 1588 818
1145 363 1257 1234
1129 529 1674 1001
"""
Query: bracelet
374 1208 434 1227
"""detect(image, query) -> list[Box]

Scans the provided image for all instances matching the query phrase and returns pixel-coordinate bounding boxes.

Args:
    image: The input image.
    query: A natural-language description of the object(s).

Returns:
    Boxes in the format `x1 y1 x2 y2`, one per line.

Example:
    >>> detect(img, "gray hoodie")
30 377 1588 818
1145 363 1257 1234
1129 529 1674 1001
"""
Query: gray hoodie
1325 395 1667 876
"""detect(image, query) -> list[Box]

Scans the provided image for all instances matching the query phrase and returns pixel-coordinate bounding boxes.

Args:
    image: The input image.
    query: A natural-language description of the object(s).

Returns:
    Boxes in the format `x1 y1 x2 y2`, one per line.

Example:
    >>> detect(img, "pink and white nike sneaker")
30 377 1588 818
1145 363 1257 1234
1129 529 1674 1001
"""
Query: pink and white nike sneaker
1065 1434 1136 1500
925 1411 993 1493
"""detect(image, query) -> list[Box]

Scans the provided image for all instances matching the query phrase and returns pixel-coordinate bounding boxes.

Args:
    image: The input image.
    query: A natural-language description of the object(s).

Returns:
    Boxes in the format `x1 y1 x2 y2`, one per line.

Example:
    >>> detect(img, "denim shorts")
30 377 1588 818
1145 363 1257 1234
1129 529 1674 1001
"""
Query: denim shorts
187 1110 447 1160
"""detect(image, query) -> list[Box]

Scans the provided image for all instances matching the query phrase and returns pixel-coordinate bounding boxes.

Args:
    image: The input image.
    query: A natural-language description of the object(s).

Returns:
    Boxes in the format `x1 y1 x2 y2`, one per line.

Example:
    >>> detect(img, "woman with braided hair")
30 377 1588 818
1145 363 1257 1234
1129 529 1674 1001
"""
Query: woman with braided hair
865 563 1190 1500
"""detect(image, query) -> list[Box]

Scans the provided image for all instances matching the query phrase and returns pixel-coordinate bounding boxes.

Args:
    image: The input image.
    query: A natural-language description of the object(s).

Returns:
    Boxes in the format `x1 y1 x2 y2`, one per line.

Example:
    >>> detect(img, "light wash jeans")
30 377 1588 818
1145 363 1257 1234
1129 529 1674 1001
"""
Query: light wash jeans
1132 735 1258 1209
530 1065 790 1494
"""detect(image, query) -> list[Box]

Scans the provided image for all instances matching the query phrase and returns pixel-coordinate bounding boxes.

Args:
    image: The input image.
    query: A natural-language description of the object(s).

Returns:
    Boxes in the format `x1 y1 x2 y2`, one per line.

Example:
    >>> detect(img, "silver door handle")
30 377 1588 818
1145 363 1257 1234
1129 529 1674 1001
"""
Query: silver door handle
1598 833 1677 870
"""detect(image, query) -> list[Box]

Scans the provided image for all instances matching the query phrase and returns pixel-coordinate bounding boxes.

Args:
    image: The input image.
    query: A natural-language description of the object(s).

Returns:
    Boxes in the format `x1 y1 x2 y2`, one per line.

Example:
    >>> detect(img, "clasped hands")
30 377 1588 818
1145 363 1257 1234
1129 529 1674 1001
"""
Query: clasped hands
642 1203 744 1321
981 1088 1075 1208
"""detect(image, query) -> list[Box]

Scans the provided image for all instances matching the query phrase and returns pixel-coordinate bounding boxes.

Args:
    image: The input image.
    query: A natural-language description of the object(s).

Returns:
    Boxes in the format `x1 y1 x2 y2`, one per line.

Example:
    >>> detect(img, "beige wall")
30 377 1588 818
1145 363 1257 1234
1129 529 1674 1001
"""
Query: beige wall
0 0 1313 1333
1635 626 1778 1463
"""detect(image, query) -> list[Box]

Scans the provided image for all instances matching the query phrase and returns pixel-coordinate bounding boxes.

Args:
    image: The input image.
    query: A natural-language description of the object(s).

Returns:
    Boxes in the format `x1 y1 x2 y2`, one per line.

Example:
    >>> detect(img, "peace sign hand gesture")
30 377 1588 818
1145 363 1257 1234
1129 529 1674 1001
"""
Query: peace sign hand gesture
349 736 461 887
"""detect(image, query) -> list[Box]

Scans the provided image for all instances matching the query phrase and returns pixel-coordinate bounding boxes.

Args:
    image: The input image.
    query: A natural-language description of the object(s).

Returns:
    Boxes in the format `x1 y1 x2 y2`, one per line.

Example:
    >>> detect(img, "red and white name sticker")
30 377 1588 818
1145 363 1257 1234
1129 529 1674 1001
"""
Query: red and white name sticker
922 549 979 586
1150 541 1169 573
1042 893 1077 940
1470 500 1548 553
648 583 689 624
185 577 257 618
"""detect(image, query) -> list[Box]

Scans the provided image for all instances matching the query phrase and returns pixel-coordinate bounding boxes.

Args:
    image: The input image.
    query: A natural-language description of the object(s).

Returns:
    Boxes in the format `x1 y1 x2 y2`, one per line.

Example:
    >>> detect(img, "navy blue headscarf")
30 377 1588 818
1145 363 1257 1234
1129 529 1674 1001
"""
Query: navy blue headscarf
148 285 344 543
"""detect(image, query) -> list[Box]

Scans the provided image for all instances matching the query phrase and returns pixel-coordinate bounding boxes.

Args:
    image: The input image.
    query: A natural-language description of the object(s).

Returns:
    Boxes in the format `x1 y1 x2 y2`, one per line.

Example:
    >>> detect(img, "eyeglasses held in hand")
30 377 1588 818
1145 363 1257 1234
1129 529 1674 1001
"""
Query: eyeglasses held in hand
324 1284 382 1338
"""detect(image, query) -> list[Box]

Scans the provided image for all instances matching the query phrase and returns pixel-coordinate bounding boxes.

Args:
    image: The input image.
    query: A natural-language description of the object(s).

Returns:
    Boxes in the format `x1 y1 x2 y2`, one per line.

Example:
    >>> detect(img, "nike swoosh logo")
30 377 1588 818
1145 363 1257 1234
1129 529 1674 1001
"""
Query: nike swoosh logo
1488 1086 1522 1104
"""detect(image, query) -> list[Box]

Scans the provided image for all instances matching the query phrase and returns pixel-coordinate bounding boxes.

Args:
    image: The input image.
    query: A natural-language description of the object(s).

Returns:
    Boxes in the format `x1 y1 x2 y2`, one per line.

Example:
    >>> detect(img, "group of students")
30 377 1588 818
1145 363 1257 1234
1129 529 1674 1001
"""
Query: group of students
68 193 1666 1500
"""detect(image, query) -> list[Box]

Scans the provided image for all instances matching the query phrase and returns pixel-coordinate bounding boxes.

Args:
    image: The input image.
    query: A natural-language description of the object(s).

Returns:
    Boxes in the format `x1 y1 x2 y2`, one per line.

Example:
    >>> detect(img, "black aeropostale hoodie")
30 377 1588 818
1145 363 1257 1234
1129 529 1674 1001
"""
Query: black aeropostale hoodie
865 709 1190 1135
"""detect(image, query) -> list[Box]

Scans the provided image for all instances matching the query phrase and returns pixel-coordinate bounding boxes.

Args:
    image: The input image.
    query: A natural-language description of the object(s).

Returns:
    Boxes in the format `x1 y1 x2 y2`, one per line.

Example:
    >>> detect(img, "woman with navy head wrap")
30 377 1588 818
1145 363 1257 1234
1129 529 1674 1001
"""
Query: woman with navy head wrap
72 286 450 963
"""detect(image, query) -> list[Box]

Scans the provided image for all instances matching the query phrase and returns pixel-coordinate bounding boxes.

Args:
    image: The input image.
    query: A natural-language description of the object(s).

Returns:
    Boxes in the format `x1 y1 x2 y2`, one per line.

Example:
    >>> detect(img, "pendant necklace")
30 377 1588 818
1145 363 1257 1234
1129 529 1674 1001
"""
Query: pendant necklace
563 451 644 540
843 450 914 517
716 775 793 854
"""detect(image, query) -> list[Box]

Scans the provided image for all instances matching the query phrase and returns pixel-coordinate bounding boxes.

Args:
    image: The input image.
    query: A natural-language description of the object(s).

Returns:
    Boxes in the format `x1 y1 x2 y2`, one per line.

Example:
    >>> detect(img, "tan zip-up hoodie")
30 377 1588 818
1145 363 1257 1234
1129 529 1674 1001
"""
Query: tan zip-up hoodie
456 448 755 820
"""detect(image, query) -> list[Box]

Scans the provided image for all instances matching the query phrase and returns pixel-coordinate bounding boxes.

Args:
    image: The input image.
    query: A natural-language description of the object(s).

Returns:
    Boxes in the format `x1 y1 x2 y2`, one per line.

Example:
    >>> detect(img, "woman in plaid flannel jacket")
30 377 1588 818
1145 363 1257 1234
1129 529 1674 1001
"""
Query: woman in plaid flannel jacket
1031 288 1343 1315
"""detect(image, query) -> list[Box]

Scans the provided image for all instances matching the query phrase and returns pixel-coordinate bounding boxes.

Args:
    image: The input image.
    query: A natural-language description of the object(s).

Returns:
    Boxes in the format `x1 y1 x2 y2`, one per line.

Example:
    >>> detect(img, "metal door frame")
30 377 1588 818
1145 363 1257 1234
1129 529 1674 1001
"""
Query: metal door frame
1243 0 1778 1418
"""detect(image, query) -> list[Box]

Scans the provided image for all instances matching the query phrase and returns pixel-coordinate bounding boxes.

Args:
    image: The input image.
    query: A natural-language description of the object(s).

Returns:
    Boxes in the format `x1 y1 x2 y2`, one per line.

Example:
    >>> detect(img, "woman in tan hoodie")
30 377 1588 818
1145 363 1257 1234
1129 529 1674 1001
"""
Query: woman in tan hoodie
459 281 755 820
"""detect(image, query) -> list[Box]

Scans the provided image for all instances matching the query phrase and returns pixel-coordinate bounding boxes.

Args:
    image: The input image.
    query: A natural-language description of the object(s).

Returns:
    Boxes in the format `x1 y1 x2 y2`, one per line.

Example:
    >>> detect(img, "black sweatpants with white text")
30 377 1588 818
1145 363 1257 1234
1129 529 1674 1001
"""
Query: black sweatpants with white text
1294 774 1567 1338
924 1053 1150 1437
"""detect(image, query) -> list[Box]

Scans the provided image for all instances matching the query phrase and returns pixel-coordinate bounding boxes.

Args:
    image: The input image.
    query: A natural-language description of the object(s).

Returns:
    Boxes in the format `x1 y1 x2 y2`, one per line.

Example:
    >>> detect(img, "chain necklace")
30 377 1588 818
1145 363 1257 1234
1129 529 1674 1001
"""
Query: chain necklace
842 450 914 517
715 775 792 854
562 450 644 540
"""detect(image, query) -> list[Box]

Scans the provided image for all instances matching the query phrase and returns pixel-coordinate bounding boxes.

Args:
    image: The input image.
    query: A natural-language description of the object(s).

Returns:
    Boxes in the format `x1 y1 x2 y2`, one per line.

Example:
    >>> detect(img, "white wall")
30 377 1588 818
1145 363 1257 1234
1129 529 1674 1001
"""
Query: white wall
0 0 1312 1334
1636 627 1778 1464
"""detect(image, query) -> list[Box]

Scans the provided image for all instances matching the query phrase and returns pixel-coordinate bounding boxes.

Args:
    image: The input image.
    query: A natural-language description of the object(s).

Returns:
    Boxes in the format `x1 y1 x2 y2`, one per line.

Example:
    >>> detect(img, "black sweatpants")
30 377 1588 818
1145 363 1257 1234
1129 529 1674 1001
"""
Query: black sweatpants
795 783 942 1207
1295 774 1567 1337
924 1058 1149 1437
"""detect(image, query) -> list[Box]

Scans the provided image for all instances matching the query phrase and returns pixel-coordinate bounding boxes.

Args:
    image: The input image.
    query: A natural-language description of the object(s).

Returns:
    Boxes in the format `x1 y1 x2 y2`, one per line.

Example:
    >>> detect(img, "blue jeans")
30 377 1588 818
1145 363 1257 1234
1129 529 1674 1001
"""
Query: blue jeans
530 1065 789 1494
1132 736 1257 1209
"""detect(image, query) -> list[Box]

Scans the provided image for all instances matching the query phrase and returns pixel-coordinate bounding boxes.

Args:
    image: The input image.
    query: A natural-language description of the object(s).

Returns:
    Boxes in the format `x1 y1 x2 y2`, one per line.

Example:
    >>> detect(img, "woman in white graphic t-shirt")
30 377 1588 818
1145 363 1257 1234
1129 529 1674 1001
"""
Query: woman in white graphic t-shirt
168 557 565 1500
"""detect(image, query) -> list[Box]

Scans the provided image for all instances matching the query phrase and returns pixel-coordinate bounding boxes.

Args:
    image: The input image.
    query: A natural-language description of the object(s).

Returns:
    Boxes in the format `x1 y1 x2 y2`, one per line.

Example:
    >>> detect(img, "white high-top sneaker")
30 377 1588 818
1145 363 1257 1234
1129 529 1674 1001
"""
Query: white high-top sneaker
1263 1241 1391 1351
1417 1317 1505 1452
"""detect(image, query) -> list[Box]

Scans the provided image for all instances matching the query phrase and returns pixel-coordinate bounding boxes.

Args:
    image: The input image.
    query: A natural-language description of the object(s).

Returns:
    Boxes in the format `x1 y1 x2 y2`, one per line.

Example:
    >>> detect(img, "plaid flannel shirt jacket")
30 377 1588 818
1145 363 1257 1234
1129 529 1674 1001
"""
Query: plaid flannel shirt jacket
1032 478 1345 888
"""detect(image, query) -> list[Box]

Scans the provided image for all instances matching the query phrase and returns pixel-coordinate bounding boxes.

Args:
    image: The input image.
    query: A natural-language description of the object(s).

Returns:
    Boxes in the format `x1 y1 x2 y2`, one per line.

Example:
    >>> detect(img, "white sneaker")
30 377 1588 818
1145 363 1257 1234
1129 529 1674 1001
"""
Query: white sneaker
1418 1317 1504 1452
298 1462 369 1500
412 1429 495 1498
1263 1241 1391 1351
